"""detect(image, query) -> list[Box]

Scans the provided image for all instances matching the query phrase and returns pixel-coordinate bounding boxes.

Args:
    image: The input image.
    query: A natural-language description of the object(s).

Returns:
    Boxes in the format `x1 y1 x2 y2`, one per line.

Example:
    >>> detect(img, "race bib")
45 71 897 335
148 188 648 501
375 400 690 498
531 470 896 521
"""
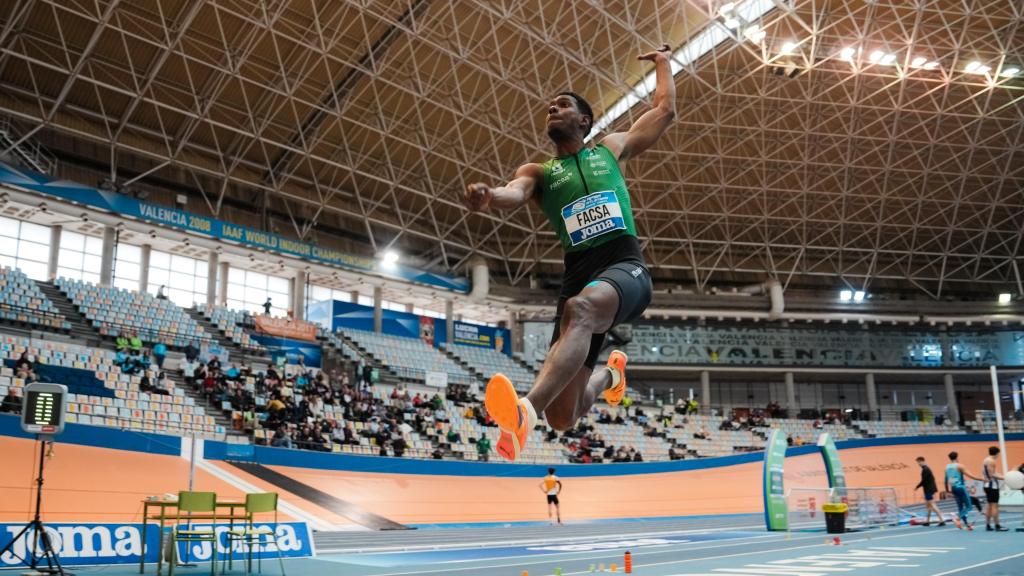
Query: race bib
561 190 625 246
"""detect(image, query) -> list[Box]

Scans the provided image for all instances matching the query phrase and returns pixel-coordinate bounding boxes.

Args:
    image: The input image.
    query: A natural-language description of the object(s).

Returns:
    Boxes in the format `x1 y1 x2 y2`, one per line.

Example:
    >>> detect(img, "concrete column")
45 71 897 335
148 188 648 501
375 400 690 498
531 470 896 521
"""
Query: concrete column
139 244 151 293
99 225 116 287
373 285 383 333
865 372 879 420
508 309 522 354
350 291 358 303
944 373 959 424
405 303 414 313
445 299 454 345
700 370 711 414
47 225 61 281
206 250 218 308
785 372 797 416
293 268 307 321
217 262 229 306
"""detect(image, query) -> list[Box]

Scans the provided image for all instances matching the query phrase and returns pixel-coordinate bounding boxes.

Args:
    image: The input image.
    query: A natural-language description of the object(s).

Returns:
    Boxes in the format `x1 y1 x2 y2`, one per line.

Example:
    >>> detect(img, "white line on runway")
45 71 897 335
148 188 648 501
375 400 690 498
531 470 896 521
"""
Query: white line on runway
929 552 1024 575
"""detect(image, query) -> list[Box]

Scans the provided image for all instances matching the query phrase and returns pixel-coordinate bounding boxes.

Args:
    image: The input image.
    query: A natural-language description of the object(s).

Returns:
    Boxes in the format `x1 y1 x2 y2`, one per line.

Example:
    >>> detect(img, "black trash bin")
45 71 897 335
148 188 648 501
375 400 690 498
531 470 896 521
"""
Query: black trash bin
822 503 848 534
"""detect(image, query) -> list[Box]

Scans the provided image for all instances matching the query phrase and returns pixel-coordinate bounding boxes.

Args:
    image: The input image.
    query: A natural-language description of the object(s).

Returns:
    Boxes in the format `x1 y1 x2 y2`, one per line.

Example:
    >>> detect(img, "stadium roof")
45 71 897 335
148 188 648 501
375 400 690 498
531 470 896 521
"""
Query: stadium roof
0 0 1021 301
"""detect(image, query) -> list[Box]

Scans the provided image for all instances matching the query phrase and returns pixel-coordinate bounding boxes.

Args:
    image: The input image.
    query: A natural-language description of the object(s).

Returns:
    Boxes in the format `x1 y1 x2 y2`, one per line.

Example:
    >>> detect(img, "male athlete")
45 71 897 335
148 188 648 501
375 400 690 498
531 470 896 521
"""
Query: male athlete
465 45 676 461
981 446 1007 531
540 468 564 526
945 451 982 530
914 456 945 526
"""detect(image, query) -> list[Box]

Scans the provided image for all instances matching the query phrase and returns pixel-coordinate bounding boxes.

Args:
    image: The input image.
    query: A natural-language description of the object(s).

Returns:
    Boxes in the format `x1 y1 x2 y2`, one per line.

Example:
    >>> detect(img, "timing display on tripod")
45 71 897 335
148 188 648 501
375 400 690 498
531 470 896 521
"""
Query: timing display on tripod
1 382 72 575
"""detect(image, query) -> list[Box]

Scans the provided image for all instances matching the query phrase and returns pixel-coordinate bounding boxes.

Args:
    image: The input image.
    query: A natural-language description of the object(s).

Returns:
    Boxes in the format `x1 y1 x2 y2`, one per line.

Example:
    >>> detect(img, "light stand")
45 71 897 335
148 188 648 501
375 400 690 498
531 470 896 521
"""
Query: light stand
0 438 70 575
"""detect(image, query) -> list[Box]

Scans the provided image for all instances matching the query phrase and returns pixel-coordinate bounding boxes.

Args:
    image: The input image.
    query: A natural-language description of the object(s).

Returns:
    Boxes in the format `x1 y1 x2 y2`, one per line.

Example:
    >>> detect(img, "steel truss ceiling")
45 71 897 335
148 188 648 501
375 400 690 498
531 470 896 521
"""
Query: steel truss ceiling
0 0 1021 299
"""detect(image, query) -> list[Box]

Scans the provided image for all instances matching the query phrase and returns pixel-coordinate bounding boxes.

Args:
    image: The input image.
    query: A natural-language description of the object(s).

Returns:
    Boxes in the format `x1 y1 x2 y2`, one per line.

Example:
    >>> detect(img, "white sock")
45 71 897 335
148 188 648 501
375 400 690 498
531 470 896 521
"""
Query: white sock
606 365 621 387
519 397 539 429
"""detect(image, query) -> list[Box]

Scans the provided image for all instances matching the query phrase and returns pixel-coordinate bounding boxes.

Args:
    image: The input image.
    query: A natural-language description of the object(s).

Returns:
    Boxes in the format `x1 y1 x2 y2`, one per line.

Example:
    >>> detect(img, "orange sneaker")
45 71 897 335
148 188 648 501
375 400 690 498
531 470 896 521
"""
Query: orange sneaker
485 374 530 462
602 350 628 406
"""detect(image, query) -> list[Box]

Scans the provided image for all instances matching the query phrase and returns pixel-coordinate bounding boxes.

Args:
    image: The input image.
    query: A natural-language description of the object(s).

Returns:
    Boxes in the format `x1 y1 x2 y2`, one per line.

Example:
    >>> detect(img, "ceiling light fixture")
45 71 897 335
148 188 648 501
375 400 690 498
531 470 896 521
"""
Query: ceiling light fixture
718 2 736 16
910 56 927 68
839 290 853 302
965 61 990 74
724 17 740 29
880 53 897 66
780 41 797 55
998 293 1012 304
1000 66 1020 77
840 47 856 60
744 25 766 43
869 50 884 63
923 61 939 70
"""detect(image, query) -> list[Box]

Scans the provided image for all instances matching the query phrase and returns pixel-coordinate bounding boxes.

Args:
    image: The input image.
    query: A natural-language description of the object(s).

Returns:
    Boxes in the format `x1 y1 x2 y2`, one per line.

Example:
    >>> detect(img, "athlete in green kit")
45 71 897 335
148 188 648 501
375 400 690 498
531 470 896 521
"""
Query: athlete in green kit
465 44 676 461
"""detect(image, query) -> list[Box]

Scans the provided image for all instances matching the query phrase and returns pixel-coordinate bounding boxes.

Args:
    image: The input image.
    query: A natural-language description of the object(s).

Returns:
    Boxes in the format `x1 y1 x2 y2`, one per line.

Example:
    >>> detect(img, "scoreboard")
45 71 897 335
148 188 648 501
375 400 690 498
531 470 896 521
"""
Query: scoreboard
20 382 68 436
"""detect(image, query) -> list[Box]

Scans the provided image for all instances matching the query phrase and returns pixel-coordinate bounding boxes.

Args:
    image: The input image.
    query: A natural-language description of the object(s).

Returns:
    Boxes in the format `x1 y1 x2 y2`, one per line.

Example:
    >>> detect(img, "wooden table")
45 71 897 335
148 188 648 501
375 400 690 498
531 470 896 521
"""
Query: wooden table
139 498 249 574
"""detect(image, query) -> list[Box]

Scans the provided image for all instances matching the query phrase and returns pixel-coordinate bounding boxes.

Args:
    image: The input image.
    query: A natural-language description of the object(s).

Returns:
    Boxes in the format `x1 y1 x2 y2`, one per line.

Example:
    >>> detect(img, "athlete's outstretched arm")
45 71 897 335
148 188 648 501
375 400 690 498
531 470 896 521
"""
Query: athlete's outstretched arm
465 163 544 212
603 44 676 162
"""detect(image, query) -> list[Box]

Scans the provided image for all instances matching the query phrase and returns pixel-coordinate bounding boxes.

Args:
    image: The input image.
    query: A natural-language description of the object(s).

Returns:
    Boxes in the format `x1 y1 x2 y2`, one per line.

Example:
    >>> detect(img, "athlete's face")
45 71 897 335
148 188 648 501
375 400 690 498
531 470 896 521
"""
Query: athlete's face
546 95 589 140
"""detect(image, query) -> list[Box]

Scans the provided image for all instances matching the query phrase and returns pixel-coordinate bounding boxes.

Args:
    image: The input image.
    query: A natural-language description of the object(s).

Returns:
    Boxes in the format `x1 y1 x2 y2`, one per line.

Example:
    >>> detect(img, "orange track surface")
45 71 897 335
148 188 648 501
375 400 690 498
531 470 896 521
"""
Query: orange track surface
0 436 272 523
2 434 1019 526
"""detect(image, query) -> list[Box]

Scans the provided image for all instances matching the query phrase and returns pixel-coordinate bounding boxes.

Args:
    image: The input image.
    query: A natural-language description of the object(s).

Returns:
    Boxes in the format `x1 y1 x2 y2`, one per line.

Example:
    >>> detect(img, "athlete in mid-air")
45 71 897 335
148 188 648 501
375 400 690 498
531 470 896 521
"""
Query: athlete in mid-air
465 44 676 461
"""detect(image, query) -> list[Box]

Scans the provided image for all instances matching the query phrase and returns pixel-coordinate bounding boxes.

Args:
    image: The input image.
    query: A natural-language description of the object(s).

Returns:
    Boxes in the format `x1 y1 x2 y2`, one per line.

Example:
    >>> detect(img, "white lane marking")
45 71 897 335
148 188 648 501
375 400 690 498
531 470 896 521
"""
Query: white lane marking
929 552 1024 575
315 523 767 554
348 525 930 576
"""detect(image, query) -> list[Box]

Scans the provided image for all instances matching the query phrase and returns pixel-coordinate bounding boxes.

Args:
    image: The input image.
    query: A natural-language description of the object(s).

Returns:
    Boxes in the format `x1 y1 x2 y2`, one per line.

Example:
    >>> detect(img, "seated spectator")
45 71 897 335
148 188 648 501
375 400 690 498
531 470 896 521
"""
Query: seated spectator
476 436 491 461
446 427 461 445
391 433 407 458
129 332 143 354
694 426 711 440
14 352 34 380
1 388 21 414
115 334 130 352
152 341 168 369
184 341 200 363
270 425 293 449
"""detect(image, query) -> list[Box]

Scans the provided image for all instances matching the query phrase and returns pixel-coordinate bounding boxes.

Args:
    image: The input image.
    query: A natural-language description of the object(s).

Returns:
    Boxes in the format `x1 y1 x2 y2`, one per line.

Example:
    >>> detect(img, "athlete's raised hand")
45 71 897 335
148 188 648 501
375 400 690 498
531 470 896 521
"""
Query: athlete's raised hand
465 182 493 212
638 43 672 63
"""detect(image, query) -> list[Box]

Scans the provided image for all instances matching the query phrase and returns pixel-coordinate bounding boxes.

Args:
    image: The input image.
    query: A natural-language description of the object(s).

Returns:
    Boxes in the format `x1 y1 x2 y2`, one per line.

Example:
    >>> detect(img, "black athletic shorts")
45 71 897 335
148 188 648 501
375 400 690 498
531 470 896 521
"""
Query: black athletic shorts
546 494 560 505
550 235 653 369
984 487 1000 504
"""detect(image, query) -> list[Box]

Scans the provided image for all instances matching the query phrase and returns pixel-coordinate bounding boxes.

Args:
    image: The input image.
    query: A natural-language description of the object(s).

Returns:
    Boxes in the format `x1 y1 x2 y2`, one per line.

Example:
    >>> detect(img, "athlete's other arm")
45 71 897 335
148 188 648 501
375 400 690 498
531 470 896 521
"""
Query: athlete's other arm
958 463 981 482
465 163 544 212
602 44 676 162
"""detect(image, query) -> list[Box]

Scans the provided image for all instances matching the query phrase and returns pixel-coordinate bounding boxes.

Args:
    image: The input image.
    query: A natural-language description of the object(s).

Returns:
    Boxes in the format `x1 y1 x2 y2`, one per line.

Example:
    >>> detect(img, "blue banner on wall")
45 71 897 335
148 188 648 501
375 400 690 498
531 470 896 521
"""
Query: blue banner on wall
0 162 468 293
308 300 510 354
251 335 323 368
0 522 314 566
311 300 422 339
434 320 511 355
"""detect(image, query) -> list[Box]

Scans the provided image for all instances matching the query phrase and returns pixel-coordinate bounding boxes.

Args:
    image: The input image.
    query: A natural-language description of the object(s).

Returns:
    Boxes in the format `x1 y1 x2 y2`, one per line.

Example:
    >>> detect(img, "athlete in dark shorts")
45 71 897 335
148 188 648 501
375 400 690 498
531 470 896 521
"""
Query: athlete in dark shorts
465 44 676 461
981 446 1008 531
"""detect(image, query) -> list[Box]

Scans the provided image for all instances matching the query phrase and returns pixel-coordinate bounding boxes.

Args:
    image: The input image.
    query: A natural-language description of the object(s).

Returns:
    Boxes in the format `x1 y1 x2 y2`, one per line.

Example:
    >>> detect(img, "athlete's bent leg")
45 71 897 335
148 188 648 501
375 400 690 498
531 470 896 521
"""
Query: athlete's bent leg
525 282 619 415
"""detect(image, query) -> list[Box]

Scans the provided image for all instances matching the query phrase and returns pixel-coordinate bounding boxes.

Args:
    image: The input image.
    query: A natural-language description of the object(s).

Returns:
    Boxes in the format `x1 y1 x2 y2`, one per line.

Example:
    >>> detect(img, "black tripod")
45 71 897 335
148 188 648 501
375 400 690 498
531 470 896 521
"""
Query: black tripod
0 439 69 575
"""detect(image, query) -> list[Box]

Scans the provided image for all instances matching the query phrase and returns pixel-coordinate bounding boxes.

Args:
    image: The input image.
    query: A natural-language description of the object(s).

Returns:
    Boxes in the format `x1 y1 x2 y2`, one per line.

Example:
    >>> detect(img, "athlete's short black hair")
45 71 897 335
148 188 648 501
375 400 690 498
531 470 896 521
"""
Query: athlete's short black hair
548 467 556 474
556 91 594 132
989 446 1000 455
949 451 958 461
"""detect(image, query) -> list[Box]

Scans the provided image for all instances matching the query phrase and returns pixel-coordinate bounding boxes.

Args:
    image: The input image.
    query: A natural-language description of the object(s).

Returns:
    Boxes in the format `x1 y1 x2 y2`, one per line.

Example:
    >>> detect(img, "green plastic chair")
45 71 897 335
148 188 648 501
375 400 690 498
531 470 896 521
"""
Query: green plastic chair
223 493 285 575
169 491 218 576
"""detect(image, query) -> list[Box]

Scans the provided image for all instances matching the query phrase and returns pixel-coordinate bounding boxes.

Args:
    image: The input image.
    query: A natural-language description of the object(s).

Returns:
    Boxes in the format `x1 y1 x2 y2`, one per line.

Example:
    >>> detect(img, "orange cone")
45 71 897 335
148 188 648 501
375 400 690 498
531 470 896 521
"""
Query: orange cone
610 563 618 572
625 551 632 573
